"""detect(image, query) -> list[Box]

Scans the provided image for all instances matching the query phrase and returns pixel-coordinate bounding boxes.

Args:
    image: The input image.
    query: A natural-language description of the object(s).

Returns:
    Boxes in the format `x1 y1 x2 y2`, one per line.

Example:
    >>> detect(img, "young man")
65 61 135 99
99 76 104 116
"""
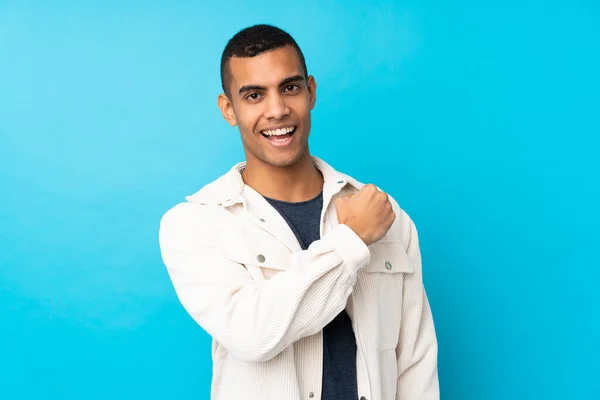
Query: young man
159 24 439 400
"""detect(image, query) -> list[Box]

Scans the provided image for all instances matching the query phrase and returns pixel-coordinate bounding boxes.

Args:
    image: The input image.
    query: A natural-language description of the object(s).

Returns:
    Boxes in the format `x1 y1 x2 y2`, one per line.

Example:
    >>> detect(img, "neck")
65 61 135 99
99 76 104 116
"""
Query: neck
242 152 323 202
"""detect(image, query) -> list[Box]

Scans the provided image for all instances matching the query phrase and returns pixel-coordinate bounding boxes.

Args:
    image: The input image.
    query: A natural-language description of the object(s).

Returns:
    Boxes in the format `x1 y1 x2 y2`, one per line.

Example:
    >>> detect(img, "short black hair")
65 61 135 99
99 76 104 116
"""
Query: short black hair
220 24 308 96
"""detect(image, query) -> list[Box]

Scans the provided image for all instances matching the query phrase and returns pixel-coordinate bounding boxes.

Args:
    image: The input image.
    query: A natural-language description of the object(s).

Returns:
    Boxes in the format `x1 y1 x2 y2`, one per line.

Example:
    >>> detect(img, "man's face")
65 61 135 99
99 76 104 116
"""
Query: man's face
218 45 317 168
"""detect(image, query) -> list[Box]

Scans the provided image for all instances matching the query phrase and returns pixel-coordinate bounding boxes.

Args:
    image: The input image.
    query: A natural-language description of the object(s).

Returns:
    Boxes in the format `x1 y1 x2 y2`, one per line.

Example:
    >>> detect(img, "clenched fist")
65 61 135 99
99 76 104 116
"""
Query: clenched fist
335 184 396 246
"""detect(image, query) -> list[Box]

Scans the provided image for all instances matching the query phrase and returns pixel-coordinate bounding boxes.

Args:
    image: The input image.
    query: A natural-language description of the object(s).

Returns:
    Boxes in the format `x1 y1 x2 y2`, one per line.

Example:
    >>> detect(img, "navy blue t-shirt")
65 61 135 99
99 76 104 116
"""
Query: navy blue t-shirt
264 191 358 400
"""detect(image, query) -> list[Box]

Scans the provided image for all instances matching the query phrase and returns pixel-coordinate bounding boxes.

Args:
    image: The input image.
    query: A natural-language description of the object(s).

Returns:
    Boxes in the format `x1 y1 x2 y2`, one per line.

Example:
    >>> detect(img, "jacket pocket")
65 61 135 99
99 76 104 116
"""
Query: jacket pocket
365 239 413 274
362 240 413 350
218 231 294 282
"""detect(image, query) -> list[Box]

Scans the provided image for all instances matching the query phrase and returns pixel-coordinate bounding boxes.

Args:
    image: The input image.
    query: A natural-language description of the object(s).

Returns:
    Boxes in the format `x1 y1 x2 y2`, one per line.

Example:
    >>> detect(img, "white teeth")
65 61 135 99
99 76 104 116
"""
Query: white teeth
262 126 295 136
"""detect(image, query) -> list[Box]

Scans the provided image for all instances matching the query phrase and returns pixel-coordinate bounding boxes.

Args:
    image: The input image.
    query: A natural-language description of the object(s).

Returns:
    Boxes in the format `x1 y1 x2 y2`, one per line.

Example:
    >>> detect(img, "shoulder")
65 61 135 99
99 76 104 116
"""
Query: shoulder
160 201 206 226
159 202 218 248
159 162 243 233
384 192 416 245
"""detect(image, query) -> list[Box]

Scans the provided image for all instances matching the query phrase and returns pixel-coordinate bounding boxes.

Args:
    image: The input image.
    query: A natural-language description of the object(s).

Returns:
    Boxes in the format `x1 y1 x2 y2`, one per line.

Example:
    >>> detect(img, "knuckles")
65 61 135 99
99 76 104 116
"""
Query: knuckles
362 183 378 193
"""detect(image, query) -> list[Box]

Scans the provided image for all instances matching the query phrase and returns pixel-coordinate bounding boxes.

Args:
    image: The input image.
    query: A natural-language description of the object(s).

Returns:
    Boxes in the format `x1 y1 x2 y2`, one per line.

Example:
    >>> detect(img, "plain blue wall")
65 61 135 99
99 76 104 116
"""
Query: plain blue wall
1 1 598 399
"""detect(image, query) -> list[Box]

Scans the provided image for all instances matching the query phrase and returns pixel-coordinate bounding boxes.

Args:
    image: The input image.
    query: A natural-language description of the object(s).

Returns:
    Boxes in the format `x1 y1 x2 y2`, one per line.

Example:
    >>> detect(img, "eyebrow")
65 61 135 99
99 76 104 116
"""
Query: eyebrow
238 75 306 96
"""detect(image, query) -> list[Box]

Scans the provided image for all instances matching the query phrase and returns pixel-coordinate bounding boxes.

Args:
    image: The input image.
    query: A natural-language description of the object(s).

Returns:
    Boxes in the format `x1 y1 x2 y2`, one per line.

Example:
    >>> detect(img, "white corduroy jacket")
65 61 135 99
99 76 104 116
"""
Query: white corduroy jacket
159 157 439 400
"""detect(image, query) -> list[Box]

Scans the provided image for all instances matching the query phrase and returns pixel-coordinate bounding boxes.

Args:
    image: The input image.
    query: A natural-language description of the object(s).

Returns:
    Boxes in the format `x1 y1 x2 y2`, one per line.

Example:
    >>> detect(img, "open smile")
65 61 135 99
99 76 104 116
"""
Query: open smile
260 125 297 147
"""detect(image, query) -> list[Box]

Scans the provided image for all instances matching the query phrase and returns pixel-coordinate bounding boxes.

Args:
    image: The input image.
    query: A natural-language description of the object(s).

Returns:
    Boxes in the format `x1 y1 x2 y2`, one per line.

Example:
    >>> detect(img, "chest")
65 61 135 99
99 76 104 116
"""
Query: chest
265 194 323 250
215 203 413 351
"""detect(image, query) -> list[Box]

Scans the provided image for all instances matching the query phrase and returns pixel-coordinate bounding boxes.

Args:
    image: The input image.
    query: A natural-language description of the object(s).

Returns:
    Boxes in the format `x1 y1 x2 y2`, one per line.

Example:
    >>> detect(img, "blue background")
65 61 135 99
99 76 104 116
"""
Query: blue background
1 1 598 399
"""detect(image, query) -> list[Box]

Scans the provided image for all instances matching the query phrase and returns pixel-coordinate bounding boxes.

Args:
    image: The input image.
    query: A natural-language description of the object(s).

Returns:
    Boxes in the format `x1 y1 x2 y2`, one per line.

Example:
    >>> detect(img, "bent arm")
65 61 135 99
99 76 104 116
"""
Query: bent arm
159 203 370 363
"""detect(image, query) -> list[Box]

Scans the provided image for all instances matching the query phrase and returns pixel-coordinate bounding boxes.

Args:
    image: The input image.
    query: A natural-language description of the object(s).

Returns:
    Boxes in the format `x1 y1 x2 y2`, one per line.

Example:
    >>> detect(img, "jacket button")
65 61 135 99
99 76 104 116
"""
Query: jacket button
385 261 392 270
309 392 314 398
257 254 266 263
360 397 367 400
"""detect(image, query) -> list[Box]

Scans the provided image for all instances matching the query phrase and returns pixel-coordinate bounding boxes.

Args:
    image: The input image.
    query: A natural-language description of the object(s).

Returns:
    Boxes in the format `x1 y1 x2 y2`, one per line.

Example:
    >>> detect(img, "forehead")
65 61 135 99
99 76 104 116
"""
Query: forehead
228 45 304 90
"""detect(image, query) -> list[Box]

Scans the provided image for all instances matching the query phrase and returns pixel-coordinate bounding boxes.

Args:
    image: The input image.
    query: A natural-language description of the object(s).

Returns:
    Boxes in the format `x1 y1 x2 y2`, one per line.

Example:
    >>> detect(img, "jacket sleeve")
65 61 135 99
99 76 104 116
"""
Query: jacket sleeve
396 218 440 399
158 202 371 363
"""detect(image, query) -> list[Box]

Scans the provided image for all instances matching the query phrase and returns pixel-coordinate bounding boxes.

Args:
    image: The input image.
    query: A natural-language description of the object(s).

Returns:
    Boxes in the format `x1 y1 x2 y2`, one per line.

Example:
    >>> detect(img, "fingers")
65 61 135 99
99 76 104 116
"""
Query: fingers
337 193 354 201
362 183 378 193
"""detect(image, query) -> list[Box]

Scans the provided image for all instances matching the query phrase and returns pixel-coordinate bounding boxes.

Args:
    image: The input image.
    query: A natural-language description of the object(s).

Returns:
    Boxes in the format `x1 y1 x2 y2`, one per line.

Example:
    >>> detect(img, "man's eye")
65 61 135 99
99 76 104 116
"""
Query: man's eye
284 85 299 92
247 93 261 100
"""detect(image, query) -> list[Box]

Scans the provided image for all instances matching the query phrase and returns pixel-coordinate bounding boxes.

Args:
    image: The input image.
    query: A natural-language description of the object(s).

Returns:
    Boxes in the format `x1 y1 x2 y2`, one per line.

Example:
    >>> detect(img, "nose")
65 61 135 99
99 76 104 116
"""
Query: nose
264 94 290 120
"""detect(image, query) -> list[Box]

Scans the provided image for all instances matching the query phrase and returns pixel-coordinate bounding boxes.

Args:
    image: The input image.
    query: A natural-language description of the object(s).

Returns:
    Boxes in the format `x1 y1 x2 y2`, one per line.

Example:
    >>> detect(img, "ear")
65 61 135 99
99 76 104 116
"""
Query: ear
217 93 237 127
307 75 317 110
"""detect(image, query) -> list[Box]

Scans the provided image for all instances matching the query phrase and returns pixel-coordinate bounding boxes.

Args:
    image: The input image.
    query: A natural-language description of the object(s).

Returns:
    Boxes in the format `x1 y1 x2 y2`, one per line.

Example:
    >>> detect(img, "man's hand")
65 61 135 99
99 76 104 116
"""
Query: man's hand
335 184 396 246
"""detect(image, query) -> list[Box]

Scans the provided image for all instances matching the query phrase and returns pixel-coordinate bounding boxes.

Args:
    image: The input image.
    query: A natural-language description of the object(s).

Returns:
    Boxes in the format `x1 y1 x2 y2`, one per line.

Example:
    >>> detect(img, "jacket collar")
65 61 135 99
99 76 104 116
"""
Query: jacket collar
185 156 363 206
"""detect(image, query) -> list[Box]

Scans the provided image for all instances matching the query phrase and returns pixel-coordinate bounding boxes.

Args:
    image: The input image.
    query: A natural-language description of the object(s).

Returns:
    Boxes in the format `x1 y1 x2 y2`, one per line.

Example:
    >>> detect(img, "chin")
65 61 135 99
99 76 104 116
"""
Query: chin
266 151 305 168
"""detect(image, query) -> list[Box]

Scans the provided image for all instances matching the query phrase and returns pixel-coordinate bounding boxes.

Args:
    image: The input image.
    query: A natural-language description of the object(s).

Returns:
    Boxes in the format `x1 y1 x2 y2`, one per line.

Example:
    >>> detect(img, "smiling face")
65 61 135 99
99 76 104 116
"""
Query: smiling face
218 45 317 169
